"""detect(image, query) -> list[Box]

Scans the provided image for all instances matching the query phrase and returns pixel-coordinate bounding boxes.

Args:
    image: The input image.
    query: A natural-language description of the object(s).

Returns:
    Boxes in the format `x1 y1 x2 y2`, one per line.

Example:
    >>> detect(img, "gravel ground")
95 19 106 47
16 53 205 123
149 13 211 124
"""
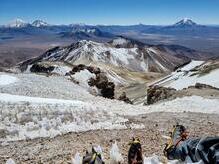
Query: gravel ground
1 112 219 164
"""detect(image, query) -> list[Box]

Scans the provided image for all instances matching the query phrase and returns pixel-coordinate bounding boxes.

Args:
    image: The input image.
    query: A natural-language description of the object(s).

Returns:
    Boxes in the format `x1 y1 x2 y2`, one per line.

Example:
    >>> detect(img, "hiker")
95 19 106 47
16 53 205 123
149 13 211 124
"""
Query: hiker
128 138 143 164
82 147 105 164
164 124 219 163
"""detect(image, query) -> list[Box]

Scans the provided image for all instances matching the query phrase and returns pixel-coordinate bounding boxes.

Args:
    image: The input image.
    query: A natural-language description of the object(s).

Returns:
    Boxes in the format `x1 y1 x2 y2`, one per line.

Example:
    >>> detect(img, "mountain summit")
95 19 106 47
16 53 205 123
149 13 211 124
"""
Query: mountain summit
174 18 197 27
32 20 49 27
7 19 28 28
20 38 204 74
5 19 49 28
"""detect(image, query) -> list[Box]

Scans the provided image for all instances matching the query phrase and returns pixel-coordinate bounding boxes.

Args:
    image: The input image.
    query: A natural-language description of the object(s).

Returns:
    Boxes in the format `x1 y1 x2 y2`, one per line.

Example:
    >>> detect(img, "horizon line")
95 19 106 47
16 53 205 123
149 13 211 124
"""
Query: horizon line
1 18 219 26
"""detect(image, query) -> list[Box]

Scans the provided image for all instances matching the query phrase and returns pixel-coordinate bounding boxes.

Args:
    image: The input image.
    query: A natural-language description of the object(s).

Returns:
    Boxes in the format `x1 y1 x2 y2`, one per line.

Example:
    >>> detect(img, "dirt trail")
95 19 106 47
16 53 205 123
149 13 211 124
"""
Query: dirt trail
1 112 219 164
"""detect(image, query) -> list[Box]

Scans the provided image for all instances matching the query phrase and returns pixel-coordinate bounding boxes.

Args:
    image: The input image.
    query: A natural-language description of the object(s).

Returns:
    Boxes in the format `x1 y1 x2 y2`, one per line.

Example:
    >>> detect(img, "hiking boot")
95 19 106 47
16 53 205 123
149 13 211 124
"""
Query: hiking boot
164 125 189 159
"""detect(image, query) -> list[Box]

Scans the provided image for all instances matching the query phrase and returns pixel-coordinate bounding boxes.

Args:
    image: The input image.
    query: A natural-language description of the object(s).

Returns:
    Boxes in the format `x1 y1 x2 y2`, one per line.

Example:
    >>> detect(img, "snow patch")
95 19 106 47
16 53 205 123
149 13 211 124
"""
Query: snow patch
7 19 27 28
87 29 96 33
152 96 219 114
0 93 127 141
180 60 204 71
52 65 72 75
155 60 208 90
166 68 219 90
147 47 158 54
140 61 148 72
72 152 82 164
5 158 16 164
0 93 86 105
144 155 161 164
130 123 145 129
32 20 48 27
1 94 219 142
71 69 96 89
0 74 18 85
110 142 124 164
112 38 128 46
24 65 33 73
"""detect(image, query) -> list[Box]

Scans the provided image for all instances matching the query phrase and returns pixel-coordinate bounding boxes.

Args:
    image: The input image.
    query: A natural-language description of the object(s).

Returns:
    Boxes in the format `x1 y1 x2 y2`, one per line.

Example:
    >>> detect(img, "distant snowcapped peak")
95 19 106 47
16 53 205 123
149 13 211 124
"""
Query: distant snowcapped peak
78 40 98 45
7 19 28 28
174 18 197 26
86 28 97 33
70 23 86 27
32 20 48 27
112 37 129 46
74 28 97 34
182 18 190 23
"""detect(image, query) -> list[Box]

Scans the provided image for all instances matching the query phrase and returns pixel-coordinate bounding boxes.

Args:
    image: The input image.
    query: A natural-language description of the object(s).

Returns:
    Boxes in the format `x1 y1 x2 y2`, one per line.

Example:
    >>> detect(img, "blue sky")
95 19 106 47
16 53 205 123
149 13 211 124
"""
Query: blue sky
0 0 219 25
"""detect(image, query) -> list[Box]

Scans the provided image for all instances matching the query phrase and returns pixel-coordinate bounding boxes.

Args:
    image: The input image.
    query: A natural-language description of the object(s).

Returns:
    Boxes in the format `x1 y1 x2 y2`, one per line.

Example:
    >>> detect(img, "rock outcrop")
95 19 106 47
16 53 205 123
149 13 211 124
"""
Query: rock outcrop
70 64 115 99
188 83 219 90
118 92 133 104
30 63 55 73
146 86 176 105
89 73 115 99
69 64 101 75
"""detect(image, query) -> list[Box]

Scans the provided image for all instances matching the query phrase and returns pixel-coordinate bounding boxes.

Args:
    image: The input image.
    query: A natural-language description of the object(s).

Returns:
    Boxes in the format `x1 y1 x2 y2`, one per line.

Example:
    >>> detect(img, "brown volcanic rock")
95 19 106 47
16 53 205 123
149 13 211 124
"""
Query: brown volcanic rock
86 66 101 74
70 64 101 75
30 63 55 73
118 92 133 104
70 64 87 74
69 64 115 99
189 83 219 90
93 73 109 88
89 73 115 99
100 81 115 99
146 86 176 105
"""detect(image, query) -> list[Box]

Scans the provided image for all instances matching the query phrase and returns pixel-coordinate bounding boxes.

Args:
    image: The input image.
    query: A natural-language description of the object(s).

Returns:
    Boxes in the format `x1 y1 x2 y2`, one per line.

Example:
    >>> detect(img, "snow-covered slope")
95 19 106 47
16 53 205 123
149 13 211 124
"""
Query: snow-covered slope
166 68 219 90
20 37 196 73
111 37 130 46
3 19 49 29
0 72 219 142
0 74 18 85
6 19 29 28
174 18 197 27
32 20 49 27
153 60 219 90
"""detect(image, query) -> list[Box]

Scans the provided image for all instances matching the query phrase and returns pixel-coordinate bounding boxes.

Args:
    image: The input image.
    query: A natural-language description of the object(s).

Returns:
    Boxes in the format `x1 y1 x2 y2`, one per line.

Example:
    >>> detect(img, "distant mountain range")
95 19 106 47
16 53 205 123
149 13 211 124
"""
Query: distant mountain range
59 26 115 40
4 19 49 28
0 18 211 28
1 18 219 37
1 18 219 68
